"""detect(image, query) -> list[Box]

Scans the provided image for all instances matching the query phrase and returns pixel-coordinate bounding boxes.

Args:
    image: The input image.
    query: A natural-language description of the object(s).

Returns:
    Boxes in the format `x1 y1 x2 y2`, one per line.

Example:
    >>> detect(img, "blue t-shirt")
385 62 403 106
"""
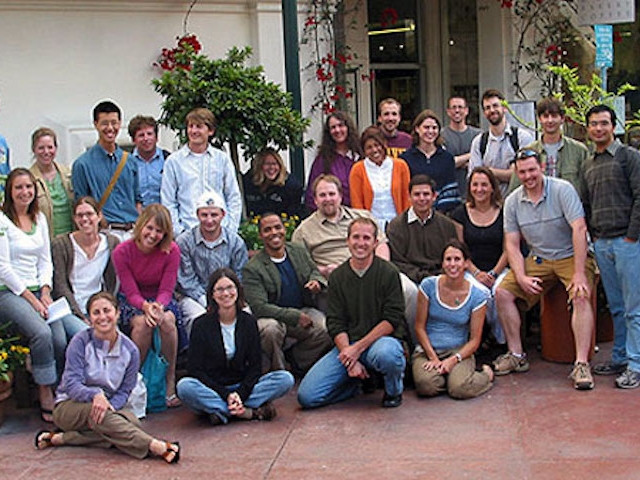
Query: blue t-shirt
273 255 304 309
0 134 10 195
419 275 487 351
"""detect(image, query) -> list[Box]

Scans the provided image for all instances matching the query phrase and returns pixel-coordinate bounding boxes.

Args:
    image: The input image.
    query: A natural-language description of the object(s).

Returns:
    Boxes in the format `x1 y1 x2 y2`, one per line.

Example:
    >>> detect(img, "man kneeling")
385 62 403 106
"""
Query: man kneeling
298 218 406 409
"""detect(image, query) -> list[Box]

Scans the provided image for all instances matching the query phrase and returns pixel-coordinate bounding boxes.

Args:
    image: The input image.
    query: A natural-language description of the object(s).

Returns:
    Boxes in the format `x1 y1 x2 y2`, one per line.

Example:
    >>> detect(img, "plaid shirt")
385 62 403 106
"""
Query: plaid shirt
584 139 640 240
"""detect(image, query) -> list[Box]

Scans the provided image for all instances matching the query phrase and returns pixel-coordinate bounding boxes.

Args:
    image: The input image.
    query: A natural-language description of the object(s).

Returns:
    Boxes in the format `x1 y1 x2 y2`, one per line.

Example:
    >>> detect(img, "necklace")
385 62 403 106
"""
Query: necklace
454 296 462 306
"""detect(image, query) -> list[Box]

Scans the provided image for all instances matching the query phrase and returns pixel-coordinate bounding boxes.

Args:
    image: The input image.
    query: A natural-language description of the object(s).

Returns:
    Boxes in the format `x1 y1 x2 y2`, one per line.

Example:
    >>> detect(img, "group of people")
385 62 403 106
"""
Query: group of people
0 88 637 464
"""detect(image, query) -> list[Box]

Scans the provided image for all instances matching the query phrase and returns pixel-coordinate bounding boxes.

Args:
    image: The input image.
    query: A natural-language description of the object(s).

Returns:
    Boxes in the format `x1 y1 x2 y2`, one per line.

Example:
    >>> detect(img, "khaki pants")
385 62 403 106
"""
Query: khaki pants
412 349 492 400
53 400 153 459
258 307 332 373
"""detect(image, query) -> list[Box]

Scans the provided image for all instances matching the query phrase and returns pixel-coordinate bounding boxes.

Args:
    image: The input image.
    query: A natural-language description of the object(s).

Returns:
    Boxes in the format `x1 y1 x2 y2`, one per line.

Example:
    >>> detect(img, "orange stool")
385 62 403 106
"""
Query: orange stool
540 280 597 364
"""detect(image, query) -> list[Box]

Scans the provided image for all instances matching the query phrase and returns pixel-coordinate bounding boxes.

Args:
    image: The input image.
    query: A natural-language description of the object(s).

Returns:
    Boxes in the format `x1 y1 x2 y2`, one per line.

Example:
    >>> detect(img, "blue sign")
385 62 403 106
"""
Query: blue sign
595 24 613 68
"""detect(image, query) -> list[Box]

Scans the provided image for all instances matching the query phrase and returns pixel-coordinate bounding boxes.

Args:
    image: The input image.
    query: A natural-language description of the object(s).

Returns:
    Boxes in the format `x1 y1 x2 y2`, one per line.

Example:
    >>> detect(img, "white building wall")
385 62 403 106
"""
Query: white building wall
0 0 301 172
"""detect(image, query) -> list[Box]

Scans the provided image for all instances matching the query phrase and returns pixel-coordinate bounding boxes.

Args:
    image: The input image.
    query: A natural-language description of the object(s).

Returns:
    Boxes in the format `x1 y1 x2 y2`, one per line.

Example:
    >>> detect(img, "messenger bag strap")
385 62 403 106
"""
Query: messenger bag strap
98 151 129 211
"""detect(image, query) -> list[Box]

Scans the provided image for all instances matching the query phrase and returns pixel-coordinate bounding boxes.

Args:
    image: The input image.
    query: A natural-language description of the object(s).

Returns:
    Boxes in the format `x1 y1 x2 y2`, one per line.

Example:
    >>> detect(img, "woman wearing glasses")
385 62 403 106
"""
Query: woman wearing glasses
177 268 294 426
52 196 120 321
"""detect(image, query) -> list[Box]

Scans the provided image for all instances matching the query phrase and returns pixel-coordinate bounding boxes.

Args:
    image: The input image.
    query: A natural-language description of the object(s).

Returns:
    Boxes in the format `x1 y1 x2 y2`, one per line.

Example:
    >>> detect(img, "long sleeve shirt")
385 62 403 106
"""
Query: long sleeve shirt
55 328 139 411
176 226 248 305
161 144 242 236
0 211 51 294
112 240 180 309
71 144 140 224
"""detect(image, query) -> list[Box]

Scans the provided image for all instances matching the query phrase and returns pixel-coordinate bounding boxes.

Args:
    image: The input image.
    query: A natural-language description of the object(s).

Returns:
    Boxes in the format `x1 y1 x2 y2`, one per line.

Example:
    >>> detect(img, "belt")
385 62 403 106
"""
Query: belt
107 222 135 231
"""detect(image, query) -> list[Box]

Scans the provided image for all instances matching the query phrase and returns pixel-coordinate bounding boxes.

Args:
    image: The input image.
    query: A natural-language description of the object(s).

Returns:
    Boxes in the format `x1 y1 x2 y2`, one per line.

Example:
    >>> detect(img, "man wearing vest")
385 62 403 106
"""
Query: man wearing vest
467 89 534 196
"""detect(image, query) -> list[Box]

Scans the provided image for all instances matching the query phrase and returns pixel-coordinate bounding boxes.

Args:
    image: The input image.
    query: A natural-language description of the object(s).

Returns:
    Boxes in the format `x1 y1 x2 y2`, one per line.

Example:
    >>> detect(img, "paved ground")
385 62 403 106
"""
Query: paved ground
2 342 639 480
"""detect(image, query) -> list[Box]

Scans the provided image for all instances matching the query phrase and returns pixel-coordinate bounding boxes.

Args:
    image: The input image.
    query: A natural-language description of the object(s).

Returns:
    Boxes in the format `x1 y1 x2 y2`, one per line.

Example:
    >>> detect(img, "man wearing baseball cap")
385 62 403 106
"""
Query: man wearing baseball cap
176 190 248 337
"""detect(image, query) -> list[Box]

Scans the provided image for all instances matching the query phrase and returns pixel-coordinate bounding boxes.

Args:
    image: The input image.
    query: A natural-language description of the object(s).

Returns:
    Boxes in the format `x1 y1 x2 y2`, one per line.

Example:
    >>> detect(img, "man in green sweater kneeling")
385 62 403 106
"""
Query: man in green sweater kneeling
297 217 406 409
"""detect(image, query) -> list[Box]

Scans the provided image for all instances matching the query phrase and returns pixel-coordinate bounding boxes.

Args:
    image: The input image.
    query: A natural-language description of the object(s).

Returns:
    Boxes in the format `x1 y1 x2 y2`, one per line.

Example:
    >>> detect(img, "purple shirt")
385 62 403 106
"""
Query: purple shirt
305 152 357 211
384 131 413 159
55 329 139 410
112 240 180 309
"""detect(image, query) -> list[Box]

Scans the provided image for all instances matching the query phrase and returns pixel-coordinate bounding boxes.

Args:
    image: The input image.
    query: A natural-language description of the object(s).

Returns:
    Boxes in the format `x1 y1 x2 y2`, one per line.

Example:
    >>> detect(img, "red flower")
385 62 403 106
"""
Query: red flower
613 31 623 43
380 8 399 28
305 16 316 27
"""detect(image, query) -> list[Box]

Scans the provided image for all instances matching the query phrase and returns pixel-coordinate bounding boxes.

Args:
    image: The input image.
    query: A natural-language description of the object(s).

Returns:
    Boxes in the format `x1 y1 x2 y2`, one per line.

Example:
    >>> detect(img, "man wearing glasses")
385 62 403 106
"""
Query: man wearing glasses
467 89 534 196
584 105 640 389
493 148 596 390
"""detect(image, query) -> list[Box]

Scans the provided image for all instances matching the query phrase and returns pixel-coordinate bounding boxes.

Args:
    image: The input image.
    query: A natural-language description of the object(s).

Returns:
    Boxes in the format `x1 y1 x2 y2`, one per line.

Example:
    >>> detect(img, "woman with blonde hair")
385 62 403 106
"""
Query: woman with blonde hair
112 203 182 408
242 148 303 217
28 127 73 237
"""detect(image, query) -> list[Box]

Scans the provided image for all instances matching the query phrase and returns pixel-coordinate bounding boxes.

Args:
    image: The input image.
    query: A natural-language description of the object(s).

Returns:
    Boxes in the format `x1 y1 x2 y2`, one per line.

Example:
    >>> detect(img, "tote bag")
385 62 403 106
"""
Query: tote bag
141 328 168 413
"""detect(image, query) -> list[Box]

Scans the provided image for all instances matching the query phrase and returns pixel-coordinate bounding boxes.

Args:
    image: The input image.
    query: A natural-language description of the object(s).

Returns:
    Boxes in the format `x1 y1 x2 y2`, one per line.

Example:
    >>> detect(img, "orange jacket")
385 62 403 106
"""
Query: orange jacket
349 158 411 214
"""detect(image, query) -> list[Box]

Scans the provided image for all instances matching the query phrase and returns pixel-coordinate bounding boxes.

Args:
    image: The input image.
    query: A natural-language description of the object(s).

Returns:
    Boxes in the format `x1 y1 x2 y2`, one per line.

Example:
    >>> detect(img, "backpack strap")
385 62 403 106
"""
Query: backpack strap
479 131 490 158
98 151 129 211
480 126 520 158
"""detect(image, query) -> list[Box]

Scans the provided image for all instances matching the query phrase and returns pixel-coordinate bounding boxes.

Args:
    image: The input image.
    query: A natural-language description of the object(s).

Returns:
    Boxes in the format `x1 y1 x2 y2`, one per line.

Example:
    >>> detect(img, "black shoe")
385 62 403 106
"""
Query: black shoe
381 393 402 408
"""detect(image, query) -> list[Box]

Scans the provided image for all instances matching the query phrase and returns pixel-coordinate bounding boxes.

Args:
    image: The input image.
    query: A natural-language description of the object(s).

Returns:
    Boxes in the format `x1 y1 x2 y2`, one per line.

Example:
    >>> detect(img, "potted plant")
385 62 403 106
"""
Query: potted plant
238 213 300 256
0 323 29 425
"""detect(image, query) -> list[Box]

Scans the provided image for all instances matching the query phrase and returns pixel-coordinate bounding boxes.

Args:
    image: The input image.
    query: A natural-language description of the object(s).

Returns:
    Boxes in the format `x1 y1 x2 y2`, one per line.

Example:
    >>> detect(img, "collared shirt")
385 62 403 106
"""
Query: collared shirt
291 205 386 266
71 143 140 223
176 225 248 305
468 123 534 195
504 176 584 260
132 146 165 206
55 328 139 411
407 206 434 225
364 157 396 226
584 139 640 240
161 144 242 236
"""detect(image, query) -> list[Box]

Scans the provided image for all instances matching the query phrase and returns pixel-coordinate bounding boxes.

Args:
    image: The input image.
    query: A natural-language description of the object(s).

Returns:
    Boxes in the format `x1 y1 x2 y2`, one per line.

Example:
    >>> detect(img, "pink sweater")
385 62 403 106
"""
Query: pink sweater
112 240 180 310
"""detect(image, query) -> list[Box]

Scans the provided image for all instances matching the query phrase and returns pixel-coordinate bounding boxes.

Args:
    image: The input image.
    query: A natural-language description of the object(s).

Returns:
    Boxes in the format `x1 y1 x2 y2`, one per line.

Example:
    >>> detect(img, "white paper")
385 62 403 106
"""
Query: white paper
46 297 72 324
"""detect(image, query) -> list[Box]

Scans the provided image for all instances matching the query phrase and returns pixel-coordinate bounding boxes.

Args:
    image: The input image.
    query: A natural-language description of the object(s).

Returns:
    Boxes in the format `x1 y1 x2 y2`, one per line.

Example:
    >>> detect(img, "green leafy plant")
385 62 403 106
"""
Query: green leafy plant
153 39 312 170
548 64 636 129
0 323 29 383
238 213 300 251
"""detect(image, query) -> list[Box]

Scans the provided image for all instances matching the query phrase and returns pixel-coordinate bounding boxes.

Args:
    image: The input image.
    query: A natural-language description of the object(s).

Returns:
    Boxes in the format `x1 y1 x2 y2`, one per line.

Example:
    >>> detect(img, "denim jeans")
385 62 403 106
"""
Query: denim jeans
0 290 88 385
297 336 406 409
594 237 640 371
176 370 295 424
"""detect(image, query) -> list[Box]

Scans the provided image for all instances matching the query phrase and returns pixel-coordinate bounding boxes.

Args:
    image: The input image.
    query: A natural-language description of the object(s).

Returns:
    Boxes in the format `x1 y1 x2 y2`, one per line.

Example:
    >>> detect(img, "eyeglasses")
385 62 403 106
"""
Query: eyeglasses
74 211 97 219
214 285 237 294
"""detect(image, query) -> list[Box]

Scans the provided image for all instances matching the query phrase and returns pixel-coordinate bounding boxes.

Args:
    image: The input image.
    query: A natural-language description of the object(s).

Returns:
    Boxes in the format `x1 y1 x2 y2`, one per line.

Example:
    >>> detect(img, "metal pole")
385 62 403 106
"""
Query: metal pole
282 0 305 184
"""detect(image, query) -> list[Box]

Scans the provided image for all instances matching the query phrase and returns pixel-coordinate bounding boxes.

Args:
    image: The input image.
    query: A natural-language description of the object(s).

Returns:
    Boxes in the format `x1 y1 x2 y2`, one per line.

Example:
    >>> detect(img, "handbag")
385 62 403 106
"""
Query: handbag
140 328 168 413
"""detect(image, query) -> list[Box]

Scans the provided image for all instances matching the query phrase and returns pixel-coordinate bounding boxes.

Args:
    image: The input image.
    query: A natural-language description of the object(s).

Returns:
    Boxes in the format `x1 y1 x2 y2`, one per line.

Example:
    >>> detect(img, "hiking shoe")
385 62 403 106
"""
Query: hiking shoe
381 393 403 408
593 361 627 376
615 368 640 389
253 402 277 421
569 362 594 390
492 352 530 376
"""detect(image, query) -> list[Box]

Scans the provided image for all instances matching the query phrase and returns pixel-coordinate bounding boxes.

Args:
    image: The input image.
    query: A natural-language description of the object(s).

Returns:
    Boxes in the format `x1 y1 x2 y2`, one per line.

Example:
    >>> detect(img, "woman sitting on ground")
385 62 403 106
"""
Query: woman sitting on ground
28 127 74 238
112 203 182 408
0 168 87 422
412 239 494 399
349 126 410 230
304 111 362 210
242 148 304 218
177 268 294 425
52 196 119 321
35 292 180 463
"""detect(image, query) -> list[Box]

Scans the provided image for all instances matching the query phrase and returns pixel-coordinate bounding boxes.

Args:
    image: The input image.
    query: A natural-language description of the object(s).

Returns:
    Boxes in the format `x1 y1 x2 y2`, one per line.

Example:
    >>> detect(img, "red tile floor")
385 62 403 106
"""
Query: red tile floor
2 342 639 480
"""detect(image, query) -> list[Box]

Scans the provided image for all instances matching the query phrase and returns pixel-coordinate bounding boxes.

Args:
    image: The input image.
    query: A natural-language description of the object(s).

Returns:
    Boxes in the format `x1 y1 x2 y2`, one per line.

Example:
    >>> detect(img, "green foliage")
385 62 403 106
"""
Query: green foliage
153 44 312 166
238 213 300 251
548 64 636 129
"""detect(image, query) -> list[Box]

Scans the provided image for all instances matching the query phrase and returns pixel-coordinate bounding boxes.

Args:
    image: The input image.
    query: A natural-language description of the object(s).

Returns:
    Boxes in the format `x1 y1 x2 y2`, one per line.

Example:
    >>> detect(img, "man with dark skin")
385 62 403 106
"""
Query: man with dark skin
243 214 332 373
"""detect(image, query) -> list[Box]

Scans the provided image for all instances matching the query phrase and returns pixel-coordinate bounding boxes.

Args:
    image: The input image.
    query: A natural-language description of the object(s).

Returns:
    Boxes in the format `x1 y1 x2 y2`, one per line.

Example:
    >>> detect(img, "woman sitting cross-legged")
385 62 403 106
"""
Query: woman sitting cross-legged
177 268 294 425
34 292 180 463
412 239 494 399
112 204 182 408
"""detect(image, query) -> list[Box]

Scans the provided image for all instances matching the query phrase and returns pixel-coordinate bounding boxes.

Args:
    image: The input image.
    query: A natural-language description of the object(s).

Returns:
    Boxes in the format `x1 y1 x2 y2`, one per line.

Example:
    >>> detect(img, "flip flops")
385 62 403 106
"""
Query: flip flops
34 430 56 450
162 441 180 464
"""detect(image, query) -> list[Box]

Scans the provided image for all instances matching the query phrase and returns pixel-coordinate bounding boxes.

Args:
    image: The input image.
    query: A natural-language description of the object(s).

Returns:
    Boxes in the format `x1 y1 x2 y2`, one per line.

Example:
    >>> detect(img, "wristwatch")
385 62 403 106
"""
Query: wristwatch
454 352 462 363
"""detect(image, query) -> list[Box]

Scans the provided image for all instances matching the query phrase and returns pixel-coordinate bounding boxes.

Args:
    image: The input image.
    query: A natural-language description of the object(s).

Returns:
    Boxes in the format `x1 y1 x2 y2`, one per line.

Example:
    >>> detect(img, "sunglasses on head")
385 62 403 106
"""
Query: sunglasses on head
511 149 540 164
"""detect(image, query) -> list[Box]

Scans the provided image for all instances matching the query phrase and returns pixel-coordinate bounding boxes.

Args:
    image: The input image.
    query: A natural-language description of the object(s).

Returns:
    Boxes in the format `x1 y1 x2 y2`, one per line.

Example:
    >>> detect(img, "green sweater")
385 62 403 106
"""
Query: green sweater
243 242 326 327
327 256 405 342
